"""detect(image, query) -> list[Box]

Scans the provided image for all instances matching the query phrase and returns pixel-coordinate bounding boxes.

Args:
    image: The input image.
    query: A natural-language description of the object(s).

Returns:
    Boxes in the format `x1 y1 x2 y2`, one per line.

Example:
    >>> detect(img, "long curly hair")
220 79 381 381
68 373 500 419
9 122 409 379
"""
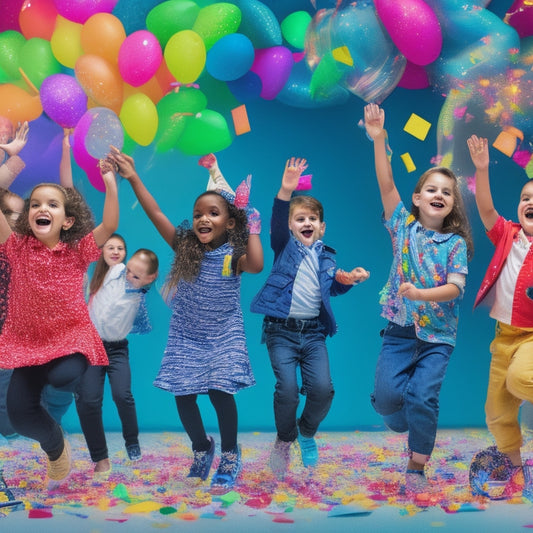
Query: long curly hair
410 167 474 260
161 191 248 302
14 183 95 246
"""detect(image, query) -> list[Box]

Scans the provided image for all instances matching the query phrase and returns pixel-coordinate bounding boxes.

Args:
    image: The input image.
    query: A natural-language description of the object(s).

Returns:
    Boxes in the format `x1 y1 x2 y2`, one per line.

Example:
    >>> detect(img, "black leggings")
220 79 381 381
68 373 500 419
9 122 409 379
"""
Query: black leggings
7 353 88 460
175 389 237 453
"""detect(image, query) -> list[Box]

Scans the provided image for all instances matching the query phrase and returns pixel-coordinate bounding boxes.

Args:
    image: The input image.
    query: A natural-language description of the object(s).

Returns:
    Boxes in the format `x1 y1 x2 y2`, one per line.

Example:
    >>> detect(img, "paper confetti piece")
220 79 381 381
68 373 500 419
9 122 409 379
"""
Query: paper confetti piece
231 105 251 136
332 46 353 66
403 113 431 141
526 156 533 179
328 504 372 517
123 501 163 514
493 130 519 157
28 508 53 519
400 153 416 173
296 174 312 190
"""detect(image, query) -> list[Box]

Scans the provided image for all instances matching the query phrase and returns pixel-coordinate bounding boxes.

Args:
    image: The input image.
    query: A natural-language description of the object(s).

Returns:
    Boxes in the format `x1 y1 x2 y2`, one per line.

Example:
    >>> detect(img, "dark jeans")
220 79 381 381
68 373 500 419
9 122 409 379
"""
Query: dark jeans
263 316 334 442
7 353 88 459
75 339 139 462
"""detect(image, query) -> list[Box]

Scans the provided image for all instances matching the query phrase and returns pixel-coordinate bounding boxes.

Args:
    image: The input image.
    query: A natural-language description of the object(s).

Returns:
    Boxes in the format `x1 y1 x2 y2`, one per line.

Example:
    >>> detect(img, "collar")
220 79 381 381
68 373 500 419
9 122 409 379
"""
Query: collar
413 220 455 243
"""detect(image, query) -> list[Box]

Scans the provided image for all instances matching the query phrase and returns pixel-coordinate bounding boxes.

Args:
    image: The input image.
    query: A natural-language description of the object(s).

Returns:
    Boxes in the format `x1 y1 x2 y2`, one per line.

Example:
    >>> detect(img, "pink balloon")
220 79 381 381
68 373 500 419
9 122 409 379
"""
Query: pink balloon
53 0 118 24
397 61 429 89
250 46 294 100
375 0 442 66
0 0 23 32
505 0 533 38
118 30 162 87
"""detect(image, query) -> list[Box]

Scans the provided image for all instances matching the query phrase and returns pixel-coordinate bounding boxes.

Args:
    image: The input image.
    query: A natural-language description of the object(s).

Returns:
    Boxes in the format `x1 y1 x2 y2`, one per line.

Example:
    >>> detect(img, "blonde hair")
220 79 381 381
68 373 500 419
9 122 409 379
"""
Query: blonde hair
289 195 324 221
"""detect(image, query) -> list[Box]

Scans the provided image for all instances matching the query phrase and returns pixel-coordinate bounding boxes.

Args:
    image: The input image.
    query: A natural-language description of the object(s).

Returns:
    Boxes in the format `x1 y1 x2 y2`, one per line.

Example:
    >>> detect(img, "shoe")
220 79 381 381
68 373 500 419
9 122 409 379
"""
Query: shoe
126 444 142 461
269 437 292 480
405 469 430 494
297 431 318 467
187 436 215 481
48 437 71 481
210 445 242 494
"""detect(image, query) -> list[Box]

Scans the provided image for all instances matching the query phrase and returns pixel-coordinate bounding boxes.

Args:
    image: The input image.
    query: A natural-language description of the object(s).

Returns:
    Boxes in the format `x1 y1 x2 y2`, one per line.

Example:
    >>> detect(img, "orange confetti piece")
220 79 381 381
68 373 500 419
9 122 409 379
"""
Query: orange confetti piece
231 104 251 136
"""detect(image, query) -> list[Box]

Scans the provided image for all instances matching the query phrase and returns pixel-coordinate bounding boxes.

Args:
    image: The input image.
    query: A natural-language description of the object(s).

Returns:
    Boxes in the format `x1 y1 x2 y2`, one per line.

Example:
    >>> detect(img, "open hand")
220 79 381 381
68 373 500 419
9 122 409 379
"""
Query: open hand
364 104 385 140
467 135 489 170
281 157 308 193
0 121 29 157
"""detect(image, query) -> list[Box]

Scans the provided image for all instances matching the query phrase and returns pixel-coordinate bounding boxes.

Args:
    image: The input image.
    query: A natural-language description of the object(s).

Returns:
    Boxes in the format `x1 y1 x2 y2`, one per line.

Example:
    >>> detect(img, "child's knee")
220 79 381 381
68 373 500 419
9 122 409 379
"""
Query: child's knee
370 390 403 416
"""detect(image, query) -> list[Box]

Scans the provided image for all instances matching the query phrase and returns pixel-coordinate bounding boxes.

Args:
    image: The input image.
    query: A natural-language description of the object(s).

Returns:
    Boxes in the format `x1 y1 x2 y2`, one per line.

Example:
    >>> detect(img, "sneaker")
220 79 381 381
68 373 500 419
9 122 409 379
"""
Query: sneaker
187 436 215 481
210 445 242 494
297 432 318 467
48 437 71 481
269 437 292 480
126 444 142 461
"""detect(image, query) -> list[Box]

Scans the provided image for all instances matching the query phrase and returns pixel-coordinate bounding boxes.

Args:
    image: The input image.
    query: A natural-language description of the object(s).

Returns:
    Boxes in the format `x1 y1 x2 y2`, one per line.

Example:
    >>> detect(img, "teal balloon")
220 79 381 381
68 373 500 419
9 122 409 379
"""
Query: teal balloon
233 0 282 48
176 109 232 155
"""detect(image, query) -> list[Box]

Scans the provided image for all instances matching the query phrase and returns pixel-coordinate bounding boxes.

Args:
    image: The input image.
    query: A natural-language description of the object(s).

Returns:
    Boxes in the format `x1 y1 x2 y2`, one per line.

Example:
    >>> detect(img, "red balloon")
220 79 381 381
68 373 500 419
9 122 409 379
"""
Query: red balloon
0 0 24 33
19 0 58 40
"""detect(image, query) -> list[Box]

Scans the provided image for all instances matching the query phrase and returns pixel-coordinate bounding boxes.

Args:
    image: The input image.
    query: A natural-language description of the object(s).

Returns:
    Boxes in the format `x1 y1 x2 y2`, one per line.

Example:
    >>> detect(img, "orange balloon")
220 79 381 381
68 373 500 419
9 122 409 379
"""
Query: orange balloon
81 13 126 64
75 54 123 114
0 84 42 124
155 60 175 95
123 75 164 105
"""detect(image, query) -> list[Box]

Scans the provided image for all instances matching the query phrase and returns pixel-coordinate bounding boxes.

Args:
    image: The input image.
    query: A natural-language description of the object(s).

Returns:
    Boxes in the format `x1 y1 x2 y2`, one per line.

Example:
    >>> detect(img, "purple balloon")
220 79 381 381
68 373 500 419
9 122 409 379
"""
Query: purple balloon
250 46 294 100
40 73 88 128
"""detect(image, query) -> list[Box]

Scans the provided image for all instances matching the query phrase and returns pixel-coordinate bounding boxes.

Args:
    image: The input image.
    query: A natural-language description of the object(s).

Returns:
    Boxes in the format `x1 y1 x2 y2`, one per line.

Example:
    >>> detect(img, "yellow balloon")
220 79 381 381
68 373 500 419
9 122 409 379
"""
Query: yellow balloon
119 93 158 146
51 15 84 68
164 30 206 84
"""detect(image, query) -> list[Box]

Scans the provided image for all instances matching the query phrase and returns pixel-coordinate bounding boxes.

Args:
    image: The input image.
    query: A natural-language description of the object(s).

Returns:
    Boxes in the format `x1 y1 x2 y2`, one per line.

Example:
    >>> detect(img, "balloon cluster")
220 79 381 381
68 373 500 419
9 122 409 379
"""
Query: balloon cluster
0 0 531 189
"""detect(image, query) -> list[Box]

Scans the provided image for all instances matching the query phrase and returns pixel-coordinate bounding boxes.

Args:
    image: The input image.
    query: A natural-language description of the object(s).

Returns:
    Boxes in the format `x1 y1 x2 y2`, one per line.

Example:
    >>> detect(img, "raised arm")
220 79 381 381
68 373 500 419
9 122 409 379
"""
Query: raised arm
59 129 74 189
0 121 29 189
237 234 264 274
364 104 401 219
467 135 498 232
92 159 119 247
110 148 176 247
277 157 308 201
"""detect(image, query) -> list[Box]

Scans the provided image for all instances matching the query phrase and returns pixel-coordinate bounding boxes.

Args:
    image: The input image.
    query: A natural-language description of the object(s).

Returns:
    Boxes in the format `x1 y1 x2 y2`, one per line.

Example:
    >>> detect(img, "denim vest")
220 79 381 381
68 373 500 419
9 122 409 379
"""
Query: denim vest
250 198 351 337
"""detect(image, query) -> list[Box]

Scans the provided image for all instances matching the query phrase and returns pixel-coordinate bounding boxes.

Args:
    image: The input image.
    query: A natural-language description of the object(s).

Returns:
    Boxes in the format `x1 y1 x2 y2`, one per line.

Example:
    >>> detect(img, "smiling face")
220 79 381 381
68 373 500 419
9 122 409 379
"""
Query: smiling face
412 171 455 231
28 185 74 247
126 254 158 289
102 236 126 267
518 181 533 236
192 193 235 250
288 206 325 246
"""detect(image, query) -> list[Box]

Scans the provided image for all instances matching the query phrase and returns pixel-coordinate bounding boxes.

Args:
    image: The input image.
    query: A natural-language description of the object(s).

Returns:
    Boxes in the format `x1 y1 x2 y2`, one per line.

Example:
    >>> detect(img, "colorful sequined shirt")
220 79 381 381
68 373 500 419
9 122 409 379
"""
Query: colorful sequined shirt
379 202 468 346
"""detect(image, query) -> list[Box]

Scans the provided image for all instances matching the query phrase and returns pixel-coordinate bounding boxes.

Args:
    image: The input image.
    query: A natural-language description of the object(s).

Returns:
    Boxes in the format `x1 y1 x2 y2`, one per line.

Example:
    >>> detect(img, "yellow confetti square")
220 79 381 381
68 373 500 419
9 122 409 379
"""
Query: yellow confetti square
526 154 533 179
403 113 431 141
400 152 416 173
332 46 353 66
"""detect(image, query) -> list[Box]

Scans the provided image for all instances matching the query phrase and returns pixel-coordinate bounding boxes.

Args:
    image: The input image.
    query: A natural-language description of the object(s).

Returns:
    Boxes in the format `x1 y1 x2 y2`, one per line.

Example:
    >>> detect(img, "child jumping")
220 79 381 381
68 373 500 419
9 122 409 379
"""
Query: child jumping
75 233 158 475
0 157 119 482
364 103 473 490
250 157 370 480
111 148 263 493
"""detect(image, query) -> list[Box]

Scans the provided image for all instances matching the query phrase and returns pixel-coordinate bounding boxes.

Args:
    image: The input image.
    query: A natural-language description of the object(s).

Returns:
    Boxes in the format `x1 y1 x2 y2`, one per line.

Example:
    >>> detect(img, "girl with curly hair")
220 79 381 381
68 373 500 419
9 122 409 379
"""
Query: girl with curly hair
0 158 119 483
111 149 263 494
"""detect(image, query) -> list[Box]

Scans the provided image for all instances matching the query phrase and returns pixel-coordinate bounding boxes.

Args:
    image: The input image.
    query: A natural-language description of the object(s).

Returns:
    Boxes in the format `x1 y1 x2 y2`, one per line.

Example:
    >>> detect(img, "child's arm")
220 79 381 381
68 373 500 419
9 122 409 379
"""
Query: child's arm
110 149 176 247
398 281 460 302
467 135 498 232
364 104 401 219
277 157 308 201
0 121 29 189
59 129 74 189
92 159 119 247
237 234 264 274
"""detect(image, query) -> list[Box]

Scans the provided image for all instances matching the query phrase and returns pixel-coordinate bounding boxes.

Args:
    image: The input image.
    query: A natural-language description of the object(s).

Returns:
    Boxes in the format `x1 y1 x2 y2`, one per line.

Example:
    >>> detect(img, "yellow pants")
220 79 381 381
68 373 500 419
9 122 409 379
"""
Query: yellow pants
485 322 533 454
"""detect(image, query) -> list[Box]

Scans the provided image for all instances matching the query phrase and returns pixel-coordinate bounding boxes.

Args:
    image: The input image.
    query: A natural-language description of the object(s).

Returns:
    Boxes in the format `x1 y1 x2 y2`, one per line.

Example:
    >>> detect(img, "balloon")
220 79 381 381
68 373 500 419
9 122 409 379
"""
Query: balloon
112 0 162 35
118 30 162 87
80 13 126 64
374 0 442 66
0 84 42 124
146 0 200 48
281 11 312 50
119 93 158 146
84 107 124 159
397 61 430 89
0 30 26 80
233 0 282 49
53 0 118 24
19 38 62 89
123 76 164 105
19 0 58 40
50 15 84 68
0 0 24 33
505 0 533 38
164 30 206 84
40 73 87 128
176 109 232 155
192 3 242 50
251 46 294 100
226 70 262 102
206 33 255 81
75 54 123 113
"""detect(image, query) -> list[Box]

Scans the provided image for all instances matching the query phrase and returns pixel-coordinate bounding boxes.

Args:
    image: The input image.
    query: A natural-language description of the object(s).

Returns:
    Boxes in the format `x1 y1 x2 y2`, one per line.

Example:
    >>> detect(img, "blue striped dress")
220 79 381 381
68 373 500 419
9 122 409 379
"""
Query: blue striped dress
154 242 255 395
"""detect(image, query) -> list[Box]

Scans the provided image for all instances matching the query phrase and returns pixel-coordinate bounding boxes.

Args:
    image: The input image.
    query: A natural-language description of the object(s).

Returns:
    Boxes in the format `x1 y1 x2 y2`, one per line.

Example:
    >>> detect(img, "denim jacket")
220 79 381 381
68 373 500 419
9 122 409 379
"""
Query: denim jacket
250 197 351 336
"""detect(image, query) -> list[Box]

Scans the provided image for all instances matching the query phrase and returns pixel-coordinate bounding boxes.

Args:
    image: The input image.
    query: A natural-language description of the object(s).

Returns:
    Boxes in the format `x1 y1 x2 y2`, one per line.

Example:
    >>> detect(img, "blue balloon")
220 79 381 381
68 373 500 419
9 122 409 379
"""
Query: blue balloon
206 34 255 81
226 71 262 102
234 0 283 48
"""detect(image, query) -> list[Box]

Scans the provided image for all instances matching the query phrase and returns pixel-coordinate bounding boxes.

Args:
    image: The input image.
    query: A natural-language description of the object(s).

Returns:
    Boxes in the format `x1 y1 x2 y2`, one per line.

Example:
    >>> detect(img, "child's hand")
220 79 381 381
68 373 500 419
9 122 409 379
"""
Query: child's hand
99 157 116 177
0 121 29 157
398 282 420 300
467 135 489 170
246 206 261 235
281 157 308 193
364 103 385 140
109 147 137 180
335 267 370 285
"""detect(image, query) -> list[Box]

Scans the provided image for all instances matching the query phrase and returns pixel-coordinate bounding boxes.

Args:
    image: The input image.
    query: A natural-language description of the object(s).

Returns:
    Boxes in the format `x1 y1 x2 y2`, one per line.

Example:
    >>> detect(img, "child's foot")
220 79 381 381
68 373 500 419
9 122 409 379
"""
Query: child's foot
297 431 318 467
210 445 242 494
94 458 111 474
269 437 292 480
187 436 215 482
198 153 217 169
404 469 430 494
48 437 71 481
126 444 142 462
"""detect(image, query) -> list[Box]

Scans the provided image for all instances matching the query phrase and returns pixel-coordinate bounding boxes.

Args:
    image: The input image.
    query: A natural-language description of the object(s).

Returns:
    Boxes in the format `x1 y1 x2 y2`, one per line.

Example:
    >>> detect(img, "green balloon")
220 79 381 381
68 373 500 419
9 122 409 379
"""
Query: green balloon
146 0 201 48
192 3 241 50
310 53 343 99
281 11 312 50
19 38 61 89
0 31 26 80
0 64 9 84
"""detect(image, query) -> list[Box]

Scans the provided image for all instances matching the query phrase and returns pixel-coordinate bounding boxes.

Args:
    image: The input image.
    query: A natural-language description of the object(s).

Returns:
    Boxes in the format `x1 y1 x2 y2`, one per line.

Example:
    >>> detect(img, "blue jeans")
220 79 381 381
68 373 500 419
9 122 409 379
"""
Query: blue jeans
75 339 139 462
370 322 453 456
263 317 334 442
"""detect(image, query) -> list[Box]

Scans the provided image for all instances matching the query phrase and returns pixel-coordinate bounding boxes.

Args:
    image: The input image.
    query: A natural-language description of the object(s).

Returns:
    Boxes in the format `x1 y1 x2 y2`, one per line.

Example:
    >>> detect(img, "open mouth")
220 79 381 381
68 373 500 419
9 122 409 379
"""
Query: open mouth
198 227 211 234
36 218 51 226
301 230 313 238
525 210 533 219
430 201 444 208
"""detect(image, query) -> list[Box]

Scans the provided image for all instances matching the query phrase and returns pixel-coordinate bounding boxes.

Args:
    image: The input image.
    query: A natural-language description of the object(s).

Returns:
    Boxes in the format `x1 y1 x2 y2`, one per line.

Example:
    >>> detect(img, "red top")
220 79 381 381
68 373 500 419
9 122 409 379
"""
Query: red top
0 232 108 368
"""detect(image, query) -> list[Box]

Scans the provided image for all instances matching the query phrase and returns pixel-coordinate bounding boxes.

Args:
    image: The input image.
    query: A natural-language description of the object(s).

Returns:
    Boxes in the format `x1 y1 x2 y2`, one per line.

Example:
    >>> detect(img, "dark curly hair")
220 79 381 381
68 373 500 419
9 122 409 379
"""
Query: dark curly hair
14 183 95 246
162 191 248 301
